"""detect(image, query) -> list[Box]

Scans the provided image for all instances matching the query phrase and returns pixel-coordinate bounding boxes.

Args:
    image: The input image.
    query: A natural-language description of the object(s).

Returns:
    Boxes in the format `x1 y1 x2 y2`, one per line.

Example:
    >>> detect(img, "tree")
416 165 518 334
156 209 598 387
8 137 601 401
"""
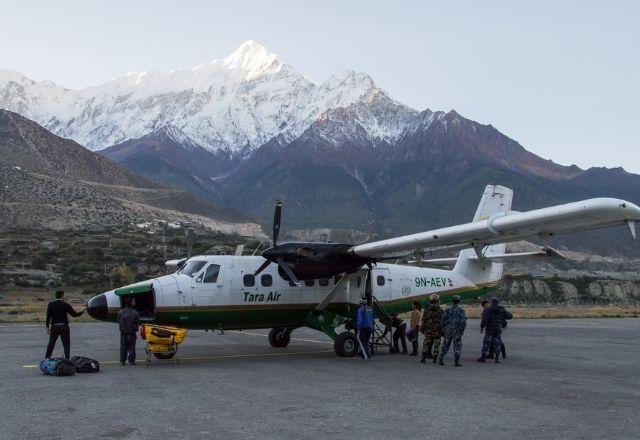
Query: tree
111 263 135 286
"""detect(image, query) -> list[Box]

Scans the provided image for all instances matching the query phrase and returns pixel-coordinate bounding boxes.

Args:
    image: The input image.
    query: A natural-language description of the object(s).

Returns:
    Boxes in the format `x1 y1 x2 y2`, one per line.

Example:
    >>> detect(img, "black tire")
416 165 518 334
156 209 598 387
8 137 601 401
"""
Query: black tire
153 351 176 360
334 331 358 357
268 328 291 348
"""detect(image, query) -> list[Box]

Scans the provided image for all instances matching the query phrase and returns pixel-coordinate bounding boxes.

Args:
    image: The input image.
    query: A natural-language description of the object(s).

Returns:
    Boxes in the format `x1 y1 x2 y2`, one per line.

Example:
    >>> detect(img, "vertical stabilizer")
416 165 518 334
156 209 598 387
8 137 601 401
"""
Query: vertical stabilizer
454 185 513 284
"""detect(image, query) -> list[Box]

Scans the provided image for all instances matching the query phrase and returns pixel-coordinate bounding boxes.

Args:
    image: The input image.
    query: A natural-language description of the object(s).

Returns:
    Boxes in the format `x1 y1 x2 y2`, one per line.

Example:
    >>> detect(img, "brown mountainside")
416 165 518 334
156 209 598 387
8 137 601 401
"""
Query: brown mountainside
0 110 260 234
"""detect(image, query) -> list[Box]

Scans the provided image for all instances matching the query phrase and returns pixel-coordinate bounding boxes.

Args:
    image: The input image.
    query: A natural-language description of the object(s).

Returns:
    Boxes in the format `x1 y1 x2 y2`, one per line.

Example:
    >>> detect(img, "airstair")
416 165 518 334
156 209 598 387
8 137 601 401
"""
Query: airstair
370 296 394 355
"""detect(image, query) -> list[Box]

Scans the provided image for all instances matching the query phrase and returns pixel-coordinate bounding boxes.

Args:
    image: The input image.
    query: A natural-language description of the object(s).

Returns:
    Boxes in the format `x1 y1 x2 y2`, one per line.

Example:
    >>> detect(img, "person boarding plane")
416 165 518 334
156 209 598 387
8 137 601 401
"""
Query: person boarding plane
86 185 640 357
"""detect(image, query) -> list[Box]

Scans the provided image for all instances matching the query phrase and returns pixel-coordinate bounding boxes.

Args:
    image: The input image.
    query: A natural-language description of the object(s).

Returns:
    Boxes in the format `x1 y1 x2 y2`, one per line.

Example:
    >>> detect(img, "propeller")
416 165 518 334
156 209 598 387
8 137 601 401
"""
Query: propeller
253 200 300 284
272 200 282 246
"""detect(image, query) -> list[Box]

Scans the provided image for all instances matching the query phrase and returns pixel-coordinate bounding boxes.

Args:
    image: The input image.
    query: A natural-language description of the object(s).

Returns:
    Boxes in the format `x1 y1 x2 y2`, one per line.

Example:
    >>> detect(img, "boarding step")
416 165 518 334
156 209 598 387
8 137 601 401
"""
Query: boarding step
370 296 394 354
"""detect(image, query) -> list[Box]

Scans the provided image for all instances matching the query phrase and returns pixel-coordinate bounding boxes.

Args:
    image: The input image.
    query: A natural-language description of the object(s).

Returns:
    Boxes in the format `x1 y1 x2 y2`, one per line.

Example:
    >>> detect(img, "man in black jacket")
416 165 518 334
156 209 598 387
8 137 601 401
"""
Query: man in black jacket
45 290 85 359
117 298 140 366
481 298 507 359
477 297 513 363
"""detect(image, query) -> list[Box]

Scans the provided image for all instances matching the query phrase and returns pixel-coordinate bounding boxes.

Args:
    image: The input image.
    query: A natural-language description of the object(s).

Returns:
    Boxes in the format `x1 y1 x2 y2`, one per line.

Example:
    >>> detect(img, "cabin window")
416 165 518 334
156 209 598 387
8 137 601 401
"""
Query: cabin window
357 276 362 288
201 264 221 283
376 275 386 286
304 279 315 287
319 278 329 287
243 274 255 287
261 274 272 287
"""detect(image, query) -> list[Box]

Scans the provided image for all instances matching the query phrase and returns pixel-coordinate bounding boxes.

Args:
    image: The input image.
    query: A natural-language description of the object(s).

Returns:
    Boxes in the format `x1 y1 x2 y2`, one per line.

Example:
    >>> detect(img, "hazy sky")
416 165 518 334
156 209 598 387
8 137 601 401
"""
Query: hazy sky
1 0 638 172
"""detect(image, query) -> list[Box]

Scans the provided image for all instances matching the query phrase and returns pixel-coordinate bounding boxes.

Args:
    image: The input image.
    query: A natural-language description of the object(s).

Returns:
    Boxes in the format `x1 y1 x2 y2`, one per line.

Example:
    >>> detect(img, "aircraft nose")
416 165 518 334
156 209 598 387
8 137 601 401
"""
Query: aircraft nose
87 293 108 321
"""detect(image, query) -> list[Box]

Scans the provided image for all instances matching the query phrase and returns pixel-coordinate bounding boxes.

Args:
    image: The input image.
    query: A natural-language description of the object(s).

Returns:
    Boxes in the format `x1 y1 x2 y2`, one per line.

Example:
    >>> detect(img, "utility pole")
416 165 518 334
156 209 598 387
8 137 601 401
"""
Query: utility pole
163 224 167 261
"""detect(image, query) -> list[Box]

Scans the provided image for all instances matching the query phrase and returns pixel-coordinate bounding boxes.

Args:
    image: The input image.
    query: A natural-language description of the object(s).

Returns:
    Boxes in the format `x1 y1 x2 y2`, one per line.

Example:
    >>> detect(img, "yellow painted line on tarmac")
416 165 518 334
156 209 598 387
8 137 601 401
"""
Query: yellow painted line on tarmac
21 329 333 368
21 349 334 368
230 330 333 345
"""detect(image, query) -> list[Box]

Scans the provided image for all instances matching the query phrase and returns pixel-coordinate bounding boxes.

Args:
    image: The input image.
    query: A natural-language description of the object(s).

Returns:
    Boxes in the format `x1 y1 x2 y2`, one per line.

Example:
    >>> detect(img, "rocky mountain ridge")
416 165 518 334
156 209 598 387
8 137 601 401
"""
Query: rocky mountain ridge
0 110 261 235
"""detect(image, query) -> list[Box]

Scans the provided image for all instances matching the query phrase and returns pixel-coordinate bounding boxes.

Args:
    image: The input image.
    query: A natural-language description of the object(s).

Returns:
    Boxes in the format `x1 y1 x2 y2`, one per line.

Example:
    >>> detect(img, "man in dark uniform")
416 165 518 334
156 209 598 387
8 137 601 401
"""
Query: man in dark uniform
480 298 507 359
45 290 85 359
478 297 513 363
117 298 140 366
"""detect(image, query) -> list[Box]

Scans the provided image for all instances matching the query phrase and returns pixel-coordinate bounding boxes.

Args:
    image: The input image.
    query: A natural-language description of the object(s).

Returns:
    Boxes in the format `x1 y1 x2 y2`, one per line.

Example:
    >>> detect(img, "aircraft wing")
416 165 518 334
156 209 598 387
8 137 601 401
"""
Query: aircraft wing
420 246 566 268
350 198 640 259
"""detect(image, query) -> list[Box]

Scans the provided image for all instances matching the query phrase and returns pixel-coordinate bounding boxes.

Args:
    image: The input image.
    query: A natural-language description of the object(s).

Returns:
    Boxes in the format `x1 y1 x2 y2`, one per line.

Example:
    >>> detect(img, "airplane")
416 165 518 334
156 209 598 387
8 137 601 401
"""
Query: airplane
86 184 640 358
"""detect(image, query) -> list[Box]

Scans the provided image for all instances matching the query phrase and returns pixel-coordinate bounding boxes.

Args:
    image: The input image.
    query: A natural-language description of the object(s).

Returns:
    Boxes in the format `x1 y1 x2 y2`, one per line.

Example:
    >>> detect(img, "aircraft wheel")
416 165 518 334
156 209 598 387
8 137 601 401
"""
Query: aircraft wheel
334 331 358 357
268 327 291 348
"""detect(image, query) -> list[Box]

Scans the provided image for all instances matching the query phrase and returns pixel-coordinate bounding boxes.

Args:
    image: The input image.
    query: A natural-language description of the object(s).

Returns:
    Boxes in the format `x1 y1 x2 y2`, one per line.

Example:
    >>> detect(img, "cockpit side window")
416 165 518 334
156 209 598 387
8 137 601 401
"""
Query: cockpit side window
202 264 221 283
178 260 207 278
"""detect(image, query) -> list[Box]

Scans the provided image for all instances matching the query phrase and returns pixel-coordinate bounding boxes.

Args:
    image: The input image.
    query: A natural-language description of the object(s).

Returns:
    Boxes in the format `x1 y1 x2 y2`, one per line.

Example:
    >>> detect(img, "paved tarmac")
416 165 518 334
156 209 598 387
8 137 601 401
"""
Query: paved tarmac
1 318 639 440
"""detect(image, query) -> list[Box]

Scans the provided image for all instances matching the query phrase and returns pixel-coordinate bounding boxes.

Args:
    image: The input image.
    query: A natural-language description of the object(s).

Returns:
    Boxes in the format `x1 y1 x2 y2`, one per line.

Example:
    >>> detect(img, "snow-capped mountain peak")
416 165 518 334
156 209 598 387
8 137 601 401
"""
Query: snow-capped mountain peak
0 40 419 153
222 40 282 79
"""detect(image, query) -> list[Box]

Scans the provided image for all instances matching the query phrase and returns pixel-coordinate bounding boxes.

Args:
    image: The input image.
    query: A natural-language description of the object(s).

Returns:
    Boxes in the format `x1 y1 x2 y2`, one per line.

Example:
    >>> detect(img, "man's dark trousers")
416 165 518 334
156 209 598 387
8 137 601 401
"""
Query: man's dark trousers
120 332 137 364
46 324 70 359
393 323 407 353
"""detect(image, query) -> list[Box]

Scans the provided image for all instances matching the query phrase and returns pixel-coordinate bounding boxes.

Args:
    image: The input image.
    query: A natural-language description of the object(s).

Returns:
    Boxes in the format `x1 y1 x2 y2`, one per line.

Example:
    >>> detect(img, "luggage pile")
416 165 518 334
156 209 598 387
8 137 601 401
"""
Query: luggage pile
140 324 187 366
39 356 100 376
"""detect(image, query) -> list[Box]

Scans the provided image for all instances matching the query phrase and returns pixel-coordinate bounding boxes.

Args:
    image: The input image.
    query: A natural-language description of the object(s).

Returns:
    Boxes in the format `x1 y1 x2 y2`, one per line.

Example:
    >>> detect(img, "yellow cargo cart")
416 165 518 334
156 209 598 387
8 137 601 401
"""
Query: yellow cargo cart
140 324 187 366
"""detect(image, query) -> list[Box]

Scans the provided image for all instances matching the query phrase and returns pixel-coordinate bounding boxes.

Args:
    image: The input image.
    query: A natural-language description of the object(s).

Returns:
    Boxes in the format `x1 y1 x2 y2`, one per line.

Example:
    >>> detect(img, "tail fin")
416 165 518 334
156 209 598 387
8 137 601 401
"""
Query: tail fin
454 185 513 284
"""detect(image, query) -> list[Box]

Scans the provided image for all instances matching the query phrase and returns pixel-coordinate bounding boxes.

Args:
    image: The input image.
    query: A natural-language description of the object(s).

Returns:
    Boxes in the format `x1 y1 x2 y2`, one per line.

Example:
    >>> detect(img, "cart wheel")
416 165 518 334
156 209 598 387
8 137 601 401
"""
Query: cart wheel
153 351 176 360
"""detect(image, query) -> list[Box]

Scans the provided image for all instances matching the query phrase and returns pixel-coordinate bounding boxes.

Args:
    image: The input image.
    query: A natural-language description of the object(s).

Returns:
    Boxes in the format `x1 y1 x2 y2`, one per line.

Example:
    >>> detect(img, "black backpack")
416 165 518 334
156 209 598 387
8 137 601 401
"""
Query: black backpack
70 356 100 373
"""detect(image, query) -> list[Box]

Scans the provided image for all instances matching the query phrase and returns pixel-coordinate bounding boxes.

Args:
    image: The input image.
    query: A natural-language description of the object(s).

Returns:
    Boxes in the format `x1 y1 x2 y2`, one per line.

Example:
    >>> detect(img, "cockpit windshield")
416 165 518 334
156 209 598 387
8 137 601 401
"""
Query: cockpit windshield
178 260 207 277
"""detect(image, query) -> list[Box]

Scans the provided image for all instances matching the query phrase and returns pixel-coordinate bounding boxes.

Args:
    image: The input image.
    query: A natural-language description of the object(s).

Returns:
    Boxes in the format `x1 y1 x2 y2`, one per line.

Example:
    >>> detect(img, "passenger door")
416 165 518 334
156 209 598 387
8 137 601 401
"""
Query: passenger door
193 263 223 306
371 267 391 300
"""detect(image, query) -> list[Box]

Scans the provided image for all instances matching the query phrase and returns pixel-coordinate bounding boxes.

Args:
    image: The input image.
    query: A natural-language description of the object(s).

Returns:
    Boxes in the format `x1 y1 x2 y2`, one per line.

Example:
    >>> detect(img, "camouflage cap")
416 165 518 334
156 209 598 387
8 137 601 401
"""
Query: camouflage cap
429 293 440 301
490 297 499 304
452 295 461 303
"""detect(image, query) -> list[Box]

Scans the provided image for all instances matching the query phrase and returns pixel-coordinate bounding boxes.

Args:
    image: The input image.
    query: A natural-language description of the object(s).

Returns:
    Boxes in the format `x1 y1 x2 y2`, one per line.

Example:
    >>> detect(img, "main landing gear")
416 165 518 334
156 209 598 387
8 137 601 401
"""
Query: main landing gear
334 331 358 357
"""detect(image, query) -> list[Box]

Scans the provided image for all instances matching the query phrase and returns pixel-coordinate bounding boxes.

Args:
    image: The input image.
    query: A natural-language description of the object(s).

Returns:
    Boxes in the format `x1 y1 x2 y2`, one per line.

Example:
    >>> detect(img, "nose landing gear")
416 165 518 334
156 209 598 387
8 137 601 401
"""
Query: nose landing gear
268 327 293 347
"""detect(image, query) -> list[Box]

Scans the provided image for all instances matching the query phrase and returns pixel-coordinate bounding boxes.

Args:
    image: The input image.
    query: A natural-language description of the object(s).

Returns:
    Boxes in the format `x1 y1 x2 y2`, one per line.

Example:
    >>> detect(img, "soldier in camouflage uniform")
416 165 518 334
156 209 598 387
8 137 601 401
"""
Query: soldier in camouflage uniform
438 295 467 367
420 293 443 364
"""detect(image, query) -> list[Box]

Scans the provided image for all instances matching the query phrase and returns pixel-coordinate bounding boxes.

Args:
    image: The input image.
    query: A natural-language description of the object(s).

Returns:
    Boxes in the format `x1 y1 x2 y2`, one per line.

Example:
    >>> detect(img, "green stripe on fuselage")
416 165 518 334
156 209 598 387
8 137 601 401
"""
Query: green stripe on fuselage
104 284 499 330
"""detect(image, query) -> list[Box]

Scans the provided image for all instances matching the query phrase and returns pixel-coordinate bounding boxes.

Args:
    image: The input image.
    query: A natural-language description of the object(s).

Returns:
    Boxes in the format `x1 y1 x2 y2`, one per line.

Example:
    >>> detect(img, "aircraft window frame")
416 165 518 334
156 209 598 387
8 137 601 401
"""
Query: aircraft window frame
304 279 315 287
179 260 207 278
261 274 272 287
319 278 329 287
201 264 221 283
243 274 255 287
376 275 386 286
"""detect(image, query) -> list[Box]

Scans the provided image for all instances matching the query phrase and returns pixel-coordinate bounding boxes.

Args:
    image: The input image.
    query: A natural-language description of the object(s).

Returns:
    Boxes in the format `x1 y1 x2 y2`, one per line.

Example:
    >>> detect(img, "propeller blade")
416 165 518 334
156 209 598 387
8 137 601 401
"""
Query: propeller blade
254 259 271 276
273 200 282 246
277 257 300 285
186 227 194 259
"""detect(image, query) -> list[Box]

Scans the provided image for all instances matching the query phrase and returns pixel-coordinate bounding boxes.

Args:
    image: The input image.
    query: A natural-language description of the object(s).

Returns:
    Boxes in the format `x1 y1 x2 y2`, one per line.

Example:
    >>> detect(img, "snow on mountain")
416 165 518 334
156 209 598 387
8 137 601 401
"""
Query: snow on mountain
0 41 418 153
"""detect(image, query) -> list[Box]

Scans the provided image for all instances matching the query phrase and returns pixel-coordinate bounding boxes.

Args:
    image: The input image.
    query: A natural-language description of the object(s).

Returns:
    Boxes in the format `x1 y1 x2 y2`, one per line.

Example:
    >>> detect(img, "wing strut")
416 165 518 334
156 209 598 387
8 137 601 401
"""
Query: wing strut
315 271 358 313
